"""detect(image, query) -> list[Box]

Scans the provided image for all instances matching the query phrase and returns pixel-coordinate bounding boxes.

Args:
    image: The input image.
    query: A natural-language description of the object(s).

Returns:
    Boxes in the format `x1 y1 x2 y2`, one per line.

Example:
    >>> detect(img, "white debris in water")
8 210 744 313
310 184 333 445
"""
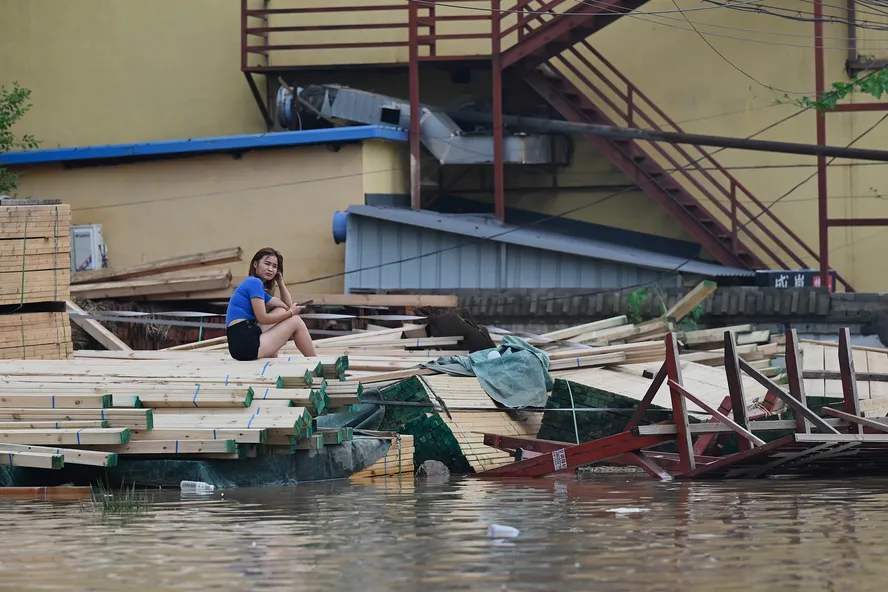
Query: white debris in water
606 508 649 514
487 524 520 538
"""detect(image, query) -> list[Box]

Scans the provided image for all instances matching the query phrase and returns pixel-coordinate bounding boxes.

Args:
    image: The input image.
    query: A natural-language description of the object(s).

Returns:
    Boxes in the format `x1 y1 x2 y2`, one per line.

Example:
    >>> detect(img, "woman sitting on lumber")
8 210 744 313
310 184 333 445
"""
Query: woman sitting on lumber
225 247 317 361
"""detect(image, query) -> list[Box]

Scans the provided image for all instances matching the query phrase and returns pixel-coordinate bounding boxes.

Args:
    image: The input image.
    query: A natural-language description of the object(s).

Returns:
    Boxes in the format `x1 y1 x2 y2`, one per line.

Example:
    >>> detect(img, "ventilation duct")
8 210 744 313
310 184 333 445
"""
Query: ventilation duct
276 85 568 166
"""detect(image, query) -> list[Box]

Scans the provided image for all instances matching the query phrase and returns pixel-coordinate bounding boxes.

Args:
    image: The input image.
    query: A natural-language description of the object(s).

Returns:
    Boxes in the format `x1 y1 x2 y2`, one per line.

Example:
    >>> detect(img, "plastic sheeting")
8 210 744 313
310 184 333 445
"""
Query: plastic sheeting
422 335 552 408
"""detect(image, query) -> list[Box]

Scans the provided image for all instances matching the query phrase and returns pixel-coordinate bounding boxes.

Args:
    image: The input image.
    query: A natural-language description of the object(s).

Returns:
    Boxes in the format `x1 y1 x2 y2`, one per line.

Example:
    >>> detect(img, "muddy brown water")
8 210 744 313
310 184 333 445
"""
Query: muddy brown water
0 475 887 591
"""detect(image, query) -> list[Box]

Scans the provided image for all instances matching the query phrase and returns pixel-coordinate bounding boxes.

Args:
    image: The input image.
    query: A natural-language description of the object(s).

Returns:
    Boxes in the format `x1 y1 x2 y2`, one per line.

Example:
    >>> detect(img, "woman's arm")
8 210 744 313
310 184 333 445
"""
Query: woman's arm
276 272 294 308
267 296 287 310
251 298 302 325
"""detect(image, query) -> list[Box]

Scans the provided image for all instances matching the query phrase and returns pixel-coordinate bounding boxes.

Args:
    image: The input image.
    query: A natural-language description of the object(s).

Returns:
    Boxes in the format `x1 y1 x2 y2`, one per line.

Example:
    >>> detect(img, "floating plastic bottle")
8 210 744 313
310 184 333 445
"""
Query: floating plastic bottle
179 480 215 492
487 524 520 538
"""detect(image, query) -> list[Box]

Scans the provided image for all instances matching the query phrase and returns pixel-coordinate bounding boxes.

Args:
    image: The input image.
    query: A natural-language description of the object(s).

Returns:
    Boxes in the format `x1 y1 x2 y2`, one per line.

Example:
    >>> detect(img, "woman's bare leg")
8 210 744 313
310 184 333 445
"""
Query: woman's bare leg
258 316 316 358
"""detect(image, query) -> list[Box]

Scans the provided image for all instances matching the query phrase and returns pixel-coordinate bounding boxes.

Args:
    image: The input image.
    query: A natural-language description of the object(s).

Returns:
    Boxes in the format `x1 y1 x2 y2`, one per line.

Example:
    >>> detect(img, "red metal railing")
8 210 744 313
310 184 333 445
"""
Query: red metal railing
241 0 493 70
545 41 853 288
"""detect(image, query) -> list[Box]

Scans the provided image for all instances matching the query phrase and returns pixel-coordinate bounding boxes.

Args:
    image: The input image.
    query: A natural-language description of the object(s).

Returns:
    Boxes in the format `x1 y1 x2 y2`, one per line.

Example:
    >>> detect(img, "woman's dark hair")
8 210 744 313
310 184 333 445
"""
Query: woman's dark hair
249 247 283 293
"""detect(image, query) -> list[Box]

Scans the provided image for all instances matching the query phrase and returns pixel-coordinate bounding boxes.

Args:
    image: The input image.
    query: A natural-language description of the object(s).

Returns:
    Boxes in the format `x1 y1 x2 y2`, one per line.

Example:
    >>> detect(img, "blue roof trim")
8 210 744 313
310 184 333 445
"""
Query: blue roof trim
346 205 755 278
0 125 407 166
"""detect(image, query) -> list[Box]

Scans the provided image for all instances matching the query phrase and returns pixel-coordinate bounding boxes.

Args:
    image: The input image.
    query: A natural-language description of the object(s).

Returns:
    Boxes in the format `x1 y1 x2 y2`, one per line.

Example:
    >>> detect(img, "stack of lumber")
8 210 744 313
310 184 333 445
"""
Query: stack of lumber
69 247 458 308
800 339 888 416
0 356 356 470
70 247 243 300
0 201 73 360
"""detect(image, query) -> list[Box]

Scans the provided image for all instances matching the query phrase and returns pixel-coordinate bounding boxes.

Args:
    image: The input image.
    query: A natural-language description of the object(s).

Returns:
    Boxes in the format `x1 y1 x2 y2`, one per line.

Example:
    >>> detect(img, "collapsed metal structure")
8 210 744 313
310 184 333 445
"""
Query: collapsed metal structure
240 0 888 291
479 328 888 480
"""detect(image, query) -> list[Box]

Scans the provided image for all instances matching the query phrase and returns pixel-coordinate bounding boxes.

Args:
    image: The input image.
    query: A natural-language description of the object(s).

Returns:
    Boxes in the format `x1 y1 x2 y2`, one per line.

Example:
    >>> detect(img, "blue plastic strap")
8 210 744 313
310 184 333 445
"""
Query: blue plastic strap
213 429 217 440
175 440 179 454
261 361 270 376
76 429 83 445
193 385 201 408
225 375 230 386
263 388 269 400
7 452 12 467
247 414 256 428
51 395 55 409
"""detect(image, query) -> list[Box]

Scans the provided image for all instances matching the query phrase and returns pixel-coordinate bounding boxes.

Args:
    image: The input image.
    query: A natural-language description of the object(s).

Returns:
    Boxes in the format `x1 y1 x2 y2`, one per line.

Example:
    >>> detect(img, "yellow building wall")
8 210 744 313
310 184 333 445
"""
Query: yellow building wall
11 145 369 293
0 0 265 148
362 139 409 196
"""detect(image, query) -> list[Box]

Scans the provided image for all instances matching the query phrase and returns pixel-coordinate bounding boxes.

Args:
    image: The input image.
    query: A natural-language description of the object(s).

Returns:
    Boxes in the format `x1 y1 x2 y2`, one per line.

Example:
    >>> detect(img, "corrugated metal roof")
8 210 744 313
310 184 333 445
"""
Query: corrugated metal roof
0 125 406 166
346 205 754 278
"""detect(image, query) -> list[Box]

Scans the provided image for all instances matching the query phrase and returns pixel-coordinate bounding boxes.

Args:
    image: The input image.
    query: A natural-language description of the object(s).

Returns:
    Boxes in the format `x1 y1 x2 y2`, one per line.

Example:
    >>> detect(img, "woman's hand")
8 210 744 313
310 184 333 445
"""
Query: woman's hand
288 303 305 316
276 270 285 285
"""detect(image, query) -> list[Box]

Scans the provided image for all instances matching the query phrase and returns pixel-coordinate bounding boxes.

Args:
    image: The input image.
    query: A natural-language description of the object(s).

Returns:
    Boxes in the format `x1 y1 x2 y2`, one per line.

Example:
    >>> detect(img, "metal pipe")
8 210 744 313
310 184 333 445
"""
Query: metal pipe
445 109 888 163
815 0 830 288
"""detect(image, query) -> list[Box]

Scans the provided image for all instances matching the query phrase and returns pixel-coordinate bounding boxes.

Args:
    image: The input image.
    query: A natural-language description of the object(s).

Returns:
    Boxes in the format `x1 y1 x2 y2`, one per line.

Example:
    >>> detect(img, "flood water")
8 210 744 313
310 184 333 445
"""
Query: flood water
1 474 887 591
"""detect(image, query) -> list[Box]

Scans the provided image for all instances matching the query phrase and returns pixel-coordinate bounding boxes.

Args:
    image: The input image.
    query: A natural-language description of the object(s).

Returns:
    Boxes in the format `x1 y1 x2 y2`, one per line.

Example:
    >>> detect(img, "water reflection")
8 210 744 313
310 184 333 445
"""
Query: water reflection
0 475 887 591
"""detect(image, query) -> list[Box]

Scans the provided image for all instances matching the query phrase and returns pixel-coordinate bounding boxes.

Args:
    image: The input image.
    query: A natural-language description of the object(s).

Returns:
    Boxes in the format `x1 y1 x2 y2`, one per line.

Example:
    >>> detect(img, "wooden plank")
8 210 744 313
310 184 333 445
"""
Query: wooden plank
85 439 237 454
70 270 232 299
0 450 64 469
0 394 110 409
0 443 116 467
66 300 132 351
540 316 628 341
0 420 107 429
0 428 130 445
129 428 267 444
71 247 243 284
665 280 717 321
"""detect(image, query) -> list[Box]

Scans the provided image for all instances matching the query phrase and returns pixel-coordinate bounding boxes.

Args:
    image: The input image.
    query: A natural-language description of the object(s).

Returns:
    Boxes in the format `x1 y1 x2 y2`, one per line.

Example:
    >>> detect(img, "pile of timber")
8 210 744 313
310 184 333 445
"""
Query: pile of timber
68 246 458 309
24 278 797 478
0 356 354 471
0 200 73 360
69 247 243 301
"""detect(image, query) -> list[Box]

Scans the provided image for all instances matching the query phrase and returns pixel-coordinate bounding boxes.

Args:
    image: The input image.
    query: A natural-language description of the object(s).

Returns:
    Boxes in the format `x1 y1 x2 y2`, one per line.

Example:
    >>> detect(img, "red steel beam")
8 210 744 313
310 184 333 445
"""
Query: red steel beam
409 0 422 211
830 103 888 112
838 328 864 433
815 0 830 288
666 333 695 472
492 0 506 222
827 218 888 227
475 431 673 478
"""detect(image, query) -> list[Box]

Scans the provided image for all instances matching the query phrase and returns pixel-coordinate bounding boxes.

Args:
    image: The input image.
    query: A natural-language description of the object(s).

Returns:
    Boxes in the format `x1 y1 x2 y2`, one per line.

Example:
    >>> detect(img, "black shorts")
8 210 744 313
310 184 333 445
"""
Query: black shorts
227 320 262 361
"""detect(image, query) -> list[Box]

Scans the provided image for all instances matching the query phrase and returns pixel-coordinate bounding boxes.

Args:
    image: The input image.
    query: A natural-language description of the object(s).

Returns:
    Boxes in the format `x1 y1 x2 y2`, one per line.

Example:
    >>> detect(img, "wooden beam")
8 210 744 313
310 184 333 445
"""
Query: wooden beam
71 247 243 284
66 300 132 351
665 280 716 321
823 408 888 433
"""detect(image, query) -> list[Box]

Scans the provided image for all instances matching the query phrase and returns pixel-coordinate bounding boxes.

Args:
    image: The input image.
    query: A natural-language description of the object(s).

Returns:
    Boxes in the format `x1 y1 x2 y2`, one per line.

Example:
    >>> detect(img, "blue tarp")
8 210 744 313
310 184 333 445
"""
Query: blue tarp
423 335 553 408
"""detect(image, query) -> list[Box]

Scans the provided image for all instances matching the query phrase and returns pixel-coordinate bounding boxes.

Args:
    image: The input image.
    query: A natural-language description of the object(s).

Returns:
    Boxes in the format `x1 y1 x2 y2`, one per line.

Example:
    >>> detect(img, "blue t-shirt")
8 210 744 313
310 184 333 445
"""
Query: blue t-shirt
226 276 272 325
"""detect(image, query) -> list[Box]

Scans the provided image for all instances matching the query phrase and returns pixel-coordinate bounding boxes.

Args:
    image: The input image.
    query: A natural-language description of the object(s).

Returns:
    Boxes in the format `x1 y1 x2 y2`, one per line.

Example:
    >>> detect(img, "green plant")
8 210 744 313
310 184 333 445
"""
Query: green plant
0 82 39 195
784 66 888 113
626 288 649 324
677 303 704 332
80 481 155 520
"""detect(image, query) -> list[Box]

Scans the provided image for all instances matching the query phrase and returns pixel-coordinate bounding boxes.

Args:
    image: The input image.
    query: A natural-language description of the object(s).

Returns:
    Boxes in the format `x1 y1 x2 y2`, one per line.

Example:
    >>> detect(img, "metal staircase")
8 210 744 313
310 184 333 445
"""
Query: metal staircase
501 4 851 287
